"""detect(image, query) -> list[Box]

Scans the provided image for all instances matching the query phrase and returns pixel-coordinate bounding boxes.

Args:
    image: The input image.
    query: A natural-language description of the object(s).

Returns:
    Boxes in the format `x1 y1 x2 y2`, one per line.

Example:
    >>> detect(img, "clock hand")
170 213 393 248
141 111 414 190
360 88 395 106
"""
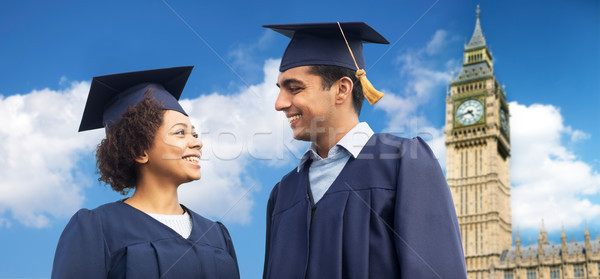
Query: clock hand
459 110 474 117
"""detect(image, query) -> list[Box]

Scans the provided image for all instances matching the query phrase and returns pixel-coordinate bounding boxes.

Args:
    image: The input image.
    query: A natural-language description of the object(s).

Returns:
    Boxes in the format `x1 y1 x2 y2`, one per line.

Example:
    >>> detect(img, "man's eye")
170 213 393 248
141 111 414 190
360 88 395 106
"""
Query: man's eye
192 133 199 139
289 87 303 93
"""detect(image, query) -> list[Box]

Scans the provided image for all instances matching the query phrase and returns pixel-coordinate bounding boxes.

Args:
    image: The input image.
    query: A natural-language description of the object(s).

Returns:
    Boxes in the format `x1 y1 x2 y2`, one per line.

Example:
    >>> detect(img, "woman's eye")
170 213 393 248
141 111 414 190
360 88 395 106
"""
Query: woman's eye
192 133 199 139
175 130 185 135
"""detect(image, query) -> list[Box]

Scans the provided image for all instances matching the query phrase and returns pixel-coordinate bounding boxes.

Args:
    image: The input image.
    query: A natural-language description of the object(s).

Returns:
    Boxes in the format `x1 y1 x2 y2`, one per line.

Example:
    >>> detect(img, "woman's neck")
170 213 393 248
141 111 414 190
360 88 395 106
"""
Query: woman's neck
125 180 183 215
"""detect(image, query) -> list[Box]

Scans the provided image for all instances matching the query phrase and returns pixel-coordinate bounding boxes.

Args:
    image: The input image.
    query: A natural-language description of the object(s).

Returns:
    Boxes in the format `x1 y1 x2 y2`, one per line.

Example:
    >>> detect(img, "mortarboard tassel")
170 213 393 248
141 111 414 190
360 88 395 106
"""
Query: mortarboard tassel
355 69 384 105
338 22 384 105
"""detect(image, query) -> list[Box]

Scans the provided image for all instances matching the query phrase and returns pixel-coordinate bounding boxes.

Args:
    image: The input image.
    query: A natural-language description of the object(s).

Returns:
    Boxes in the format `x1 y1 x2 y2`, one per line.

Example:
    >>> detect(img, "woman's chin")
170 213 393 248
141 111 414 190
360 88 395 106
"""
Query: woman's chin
188 173 202 182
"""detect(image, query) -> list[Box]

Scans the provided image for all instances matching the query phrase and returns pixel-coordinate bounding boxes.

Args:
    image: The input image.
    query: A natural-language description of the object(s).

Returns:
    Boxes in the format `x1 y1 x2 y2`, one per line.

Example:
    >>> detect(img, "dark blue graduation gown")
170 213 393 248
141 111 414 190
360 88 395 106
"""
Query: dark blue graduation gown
52 201 239 279
264 134 467 278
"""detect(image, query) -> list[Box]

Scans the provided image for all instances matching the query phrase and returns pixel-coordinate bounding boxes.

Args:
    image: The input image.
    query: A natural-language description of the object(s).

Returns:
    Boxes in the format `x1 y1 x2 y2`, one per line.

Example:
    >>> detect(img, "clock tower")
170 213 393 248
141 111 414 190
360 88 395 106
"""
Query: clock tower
445 5 511 279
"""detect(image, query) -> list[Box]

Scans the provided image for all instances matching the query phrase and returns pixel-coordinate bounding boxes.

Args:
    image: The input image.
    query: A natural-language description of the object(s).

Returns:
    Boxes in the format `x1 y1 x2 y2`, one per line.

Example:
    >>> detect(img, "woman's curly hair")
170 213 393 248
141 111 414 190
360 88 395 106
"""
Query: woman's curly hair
96 91 165 195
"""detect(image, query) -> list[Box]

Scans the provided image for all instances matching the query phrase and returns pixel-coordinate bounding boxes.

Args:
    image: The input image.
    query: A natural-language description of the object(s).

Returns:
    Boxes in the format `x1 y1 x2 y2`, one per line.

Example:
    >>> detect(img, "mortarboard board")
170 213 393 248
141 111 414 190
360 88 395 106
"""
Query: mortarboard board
263 22 389 72
78 66 193 132
263 22 389 105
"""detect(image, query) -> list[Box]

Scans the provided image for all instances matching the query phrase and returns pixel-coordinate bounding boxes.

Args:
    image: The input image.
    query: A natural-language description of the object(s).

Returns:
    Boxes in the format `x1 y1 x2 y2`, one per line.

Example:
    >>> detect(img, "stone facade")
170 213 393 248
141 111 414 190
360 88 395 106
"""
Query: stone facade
496 225 600 279
446 5 512 279
447 6 597 279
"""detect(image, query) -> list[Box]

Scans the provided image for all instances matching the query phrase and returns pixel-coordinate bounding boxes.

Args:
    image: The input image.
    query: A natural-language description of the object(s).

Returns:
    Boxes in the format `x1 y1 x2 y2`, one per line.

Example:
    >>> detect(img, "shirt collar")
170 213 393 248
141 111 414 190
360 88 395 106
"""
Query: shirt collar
297 122 374 172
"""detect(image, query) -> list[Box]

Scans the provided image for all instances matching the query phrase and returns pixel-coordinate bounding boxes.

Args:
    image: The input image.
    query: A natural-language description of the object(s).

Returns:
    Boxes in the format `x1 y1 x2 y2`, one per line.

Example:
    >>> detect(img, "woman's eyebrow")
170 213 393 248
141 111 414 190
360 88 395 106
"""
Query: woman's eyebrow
170 123 188 129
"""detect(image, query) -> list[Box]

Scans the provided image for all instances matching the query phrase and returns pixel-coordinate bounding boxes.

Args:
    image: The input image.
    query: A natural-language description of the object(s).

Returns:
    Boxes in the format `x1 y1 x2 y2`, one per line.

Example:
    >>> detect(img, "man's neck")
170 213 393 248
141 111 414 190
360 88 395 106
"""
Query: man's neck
314 120 359 158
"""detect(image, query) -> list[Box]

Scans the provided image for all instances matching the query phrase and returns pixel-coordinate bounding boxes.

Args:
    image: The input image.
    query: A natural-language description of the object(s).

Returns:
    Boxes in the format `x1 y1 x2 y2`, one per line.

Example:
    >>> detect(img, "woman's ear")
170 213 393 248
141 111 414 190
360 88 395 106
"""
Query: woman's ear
335 76 353 105
135 152 149 164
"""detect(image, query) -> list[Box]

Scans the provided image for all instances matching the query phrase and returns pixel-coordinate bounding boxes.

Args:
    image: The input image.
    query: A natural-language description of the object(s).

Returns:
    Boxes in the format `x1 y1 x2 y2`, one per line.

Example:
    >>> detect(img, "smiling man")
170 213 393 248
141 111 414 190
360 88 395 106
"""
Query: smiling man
262 22 467 278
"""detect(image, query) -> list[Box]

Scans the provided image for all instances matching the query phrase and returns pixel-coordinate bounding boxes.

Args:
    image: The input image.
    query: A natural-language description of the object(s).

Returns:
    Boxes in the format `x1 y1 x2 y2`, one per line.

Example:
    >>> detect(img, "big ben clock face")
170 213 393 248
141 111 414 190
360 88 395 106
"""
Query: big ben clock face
456 99 484 125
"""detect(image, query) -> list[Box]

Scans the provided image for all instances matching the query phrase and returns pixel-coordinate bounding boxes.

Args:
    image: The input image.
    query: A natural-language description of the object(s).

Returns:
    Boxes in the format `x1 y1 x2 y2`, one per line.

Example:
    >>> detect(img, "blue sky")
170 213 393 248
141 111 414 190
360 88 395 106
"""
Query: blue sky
0 0 598 278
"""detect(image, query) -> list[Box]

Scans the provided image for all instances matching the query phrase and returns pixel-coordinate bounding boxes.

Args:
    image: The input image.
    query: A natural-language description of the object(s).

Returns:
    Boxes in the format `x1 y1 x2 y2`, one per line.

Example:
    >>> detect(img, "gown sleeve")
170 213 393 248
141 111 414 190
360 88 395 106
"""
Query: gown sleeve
394 137 467 278
216 221 240 278
51 209 109 279
263 183 278 279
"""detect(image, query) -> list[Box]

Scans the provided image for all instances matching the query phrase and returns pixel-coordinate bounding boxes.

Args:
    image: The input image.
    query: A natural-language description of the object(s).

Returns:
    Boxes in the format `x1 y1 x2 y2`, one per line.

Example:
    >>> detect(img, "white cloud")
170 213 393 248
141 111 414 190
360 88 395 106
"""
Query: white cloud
0 59 303 228
226 30 276 85
568 128 590 142
510 102 600 231
425 30 448 56
0 81 103 228
375 29 457 162
0 217 10 228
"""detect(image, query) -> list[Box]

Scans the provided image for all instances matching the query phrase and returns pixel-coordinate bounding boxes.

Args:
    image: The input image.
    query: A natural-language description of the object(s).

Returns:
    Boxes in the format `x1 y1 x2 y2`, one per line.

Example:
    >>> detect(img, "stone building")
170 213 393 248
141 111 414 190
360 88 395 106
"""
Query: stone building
497 223 600 279
445 5 599 279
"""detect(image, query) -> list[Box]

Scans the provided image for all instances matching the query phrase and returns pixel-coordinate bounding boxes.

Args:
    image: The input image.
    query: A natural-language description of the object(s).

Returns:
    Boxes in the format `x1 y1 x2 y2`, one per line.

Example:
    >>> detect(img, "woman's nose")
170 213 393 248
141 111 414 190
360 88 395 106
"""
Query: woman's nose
190 137 202 150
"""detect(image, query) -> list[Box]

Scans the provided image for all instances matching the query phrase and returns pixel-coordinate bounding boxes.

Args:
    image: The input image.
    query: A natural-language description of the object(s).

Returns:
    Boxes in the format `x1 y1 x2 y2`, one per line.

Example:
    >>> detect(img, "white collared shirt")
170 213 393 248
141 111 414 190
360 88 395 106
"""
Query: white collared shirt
297 122 375 203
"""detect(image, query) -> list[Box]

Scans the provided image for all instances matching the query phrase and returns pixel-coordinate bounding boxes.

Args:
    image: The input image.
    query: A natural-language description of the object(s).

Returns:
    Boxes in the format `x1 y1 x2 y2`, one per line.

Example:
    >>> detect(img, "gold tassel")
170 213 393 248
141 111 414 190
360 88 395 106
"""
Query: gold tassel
355 69 384 105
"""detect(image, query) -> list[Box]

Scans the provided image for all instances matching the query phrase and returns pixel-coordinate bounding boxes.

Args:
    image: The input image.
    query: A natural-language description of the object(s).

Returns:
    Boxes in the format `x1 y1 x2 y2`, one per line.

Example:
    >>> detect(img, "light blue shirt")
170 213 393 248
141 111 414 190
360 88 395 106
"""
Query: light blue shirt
298 122 375 204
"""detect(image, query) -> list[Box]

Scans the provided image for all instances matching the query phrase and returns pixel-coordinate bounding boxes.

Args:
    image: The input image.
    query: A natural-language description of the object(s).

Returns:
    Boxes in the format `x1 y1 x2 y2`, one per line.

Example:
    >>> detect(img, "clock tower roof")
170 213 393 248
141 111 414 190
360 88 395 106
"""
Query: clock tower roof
451 5 494 86
466 5 487 50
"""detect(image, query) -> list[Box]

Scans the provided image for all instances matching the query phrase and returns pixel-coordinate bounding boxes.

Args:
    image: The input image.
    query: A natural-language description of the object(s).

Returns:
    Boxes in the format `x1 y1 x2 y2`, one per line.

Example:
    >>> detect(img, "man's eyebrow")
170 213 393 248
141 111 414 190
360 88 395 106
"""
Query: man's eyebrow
276 78 304 88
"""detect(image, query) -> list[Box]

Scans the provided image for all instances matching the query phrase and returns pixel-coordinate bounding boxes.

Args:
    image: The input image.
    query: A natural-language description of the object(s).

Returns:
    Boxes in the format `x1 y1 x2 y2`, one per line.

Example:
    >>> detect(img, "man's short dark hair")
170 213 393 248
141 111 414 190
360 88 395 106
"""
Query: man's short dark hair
308 65 364 115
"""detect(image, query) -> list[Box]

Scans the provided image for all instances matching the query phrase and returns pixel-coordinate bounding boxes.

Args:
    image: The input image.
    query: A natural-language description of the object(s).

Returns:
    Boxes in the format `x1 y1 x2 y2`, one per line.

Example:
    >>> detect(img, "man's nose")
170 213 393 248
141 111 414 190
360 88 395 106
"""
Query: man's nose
275 91 291 111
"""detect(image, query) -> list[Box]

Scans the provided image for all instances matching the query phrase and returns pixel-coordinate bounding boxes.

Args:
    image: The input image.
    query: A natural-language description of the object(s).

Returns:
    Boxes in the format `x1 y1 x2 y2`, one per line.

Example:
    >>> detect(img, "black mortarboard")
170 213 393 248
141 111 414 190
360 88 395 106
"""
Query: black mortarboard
78 66 193 132
263 22 389 105
263 22 389 72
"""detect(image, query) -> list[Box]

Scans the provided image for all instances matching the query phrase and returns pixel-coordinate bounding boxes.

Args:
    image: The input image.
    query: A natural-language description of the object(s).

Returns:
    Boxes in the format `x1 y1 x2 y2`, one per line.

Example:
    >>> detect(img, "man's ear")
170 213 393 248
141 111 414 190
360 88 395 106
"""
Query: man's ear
135 152 149 164
335 76 353 105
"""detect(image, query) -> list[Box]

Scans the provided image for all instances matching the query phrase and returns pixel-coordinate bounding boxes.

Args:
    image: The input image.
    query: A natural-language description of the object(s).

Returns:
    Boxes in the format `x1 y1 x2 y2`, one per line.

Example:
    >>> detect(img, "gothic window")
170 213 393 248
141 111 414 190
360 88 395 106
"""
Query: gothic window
480 226 483 251
527 268 537 279
550 266 560 279
504 271 514 279
465 187 468 214
475 149 478 176
574 264 585 278
465 229 468 254
460 188 465 215
475 189 478 214
466 150 469 176
461 152 464 177
475 227 478 253
480 186 483 211
480 149 483 173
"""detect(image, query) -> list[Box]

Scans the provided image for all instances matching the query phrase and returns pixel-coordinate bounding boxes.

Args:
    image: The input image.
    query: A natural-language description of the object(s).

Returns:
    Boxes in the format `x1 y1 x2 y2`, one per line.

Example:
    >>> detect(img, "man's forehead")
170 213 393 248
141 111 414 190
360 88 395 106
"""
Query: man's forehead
277 66 317 82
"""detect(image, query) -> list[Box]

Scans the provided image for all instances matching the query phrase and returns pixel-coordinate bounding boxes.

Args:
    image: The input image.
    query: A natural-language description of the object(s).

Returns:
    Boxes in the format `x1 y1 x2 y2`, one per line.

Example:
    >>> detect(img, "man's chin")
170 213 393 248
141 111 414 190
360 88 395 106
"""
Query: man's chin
292 130 311 142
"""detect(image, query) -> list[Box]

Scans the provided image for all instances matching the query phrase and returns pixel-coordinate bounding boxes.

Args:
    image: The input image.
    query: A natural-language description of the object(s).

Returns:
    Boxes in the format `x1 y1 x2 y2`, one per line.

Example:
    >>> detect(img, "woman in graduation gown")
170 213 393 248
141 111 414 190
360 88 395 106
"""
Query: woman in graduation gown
51 66 240 279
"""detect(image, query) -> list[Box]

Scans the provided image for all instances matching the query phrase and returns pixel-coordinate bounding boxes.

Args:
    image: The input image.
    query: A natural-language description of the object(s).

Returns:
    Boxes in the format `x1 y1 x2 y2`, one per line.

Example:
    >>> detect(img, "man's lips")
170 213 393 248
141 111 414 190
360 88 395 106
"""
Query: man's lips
287 114 302 123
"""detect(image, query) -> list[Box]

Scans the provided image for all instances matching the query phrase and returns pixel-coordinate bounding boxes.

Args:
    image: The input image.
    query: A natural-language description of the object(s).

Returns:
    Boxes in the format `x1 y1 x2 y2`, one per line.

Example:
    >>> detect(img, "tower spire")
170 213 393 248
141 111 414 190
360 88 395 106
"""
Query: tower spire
467 4 487 50
452 5 493 84
538 219 549 245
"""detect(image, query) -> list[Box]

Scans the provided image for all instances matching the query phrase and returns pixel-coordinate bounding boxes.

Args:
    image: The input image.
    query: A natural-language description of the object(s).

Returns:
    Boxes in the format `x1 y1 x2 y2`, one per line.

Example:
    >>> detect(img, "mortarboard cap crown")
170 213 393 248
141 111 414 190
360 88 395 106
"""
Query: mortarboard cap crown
78 66 193 132
263 22 389 72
